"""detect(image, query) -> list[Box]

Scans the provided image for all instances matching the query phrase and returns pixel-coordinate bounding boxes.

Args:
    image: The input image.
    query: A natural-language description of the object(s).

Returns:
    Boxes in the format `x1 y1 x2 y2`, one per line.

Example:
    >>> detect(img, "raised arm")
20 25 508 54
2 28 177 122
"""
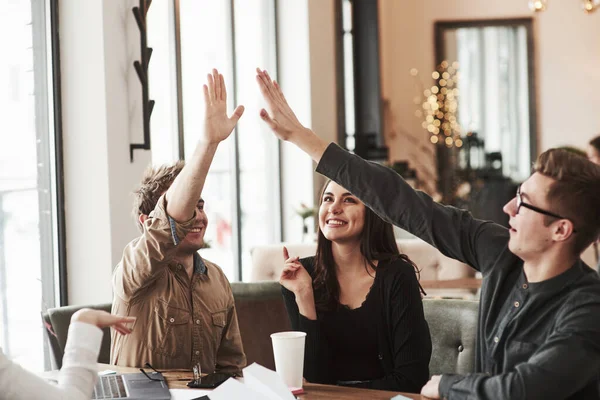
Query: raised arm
256 68 507 273
280 254 334 384
167 69 244 222
114 70 244 301
256 68 327 163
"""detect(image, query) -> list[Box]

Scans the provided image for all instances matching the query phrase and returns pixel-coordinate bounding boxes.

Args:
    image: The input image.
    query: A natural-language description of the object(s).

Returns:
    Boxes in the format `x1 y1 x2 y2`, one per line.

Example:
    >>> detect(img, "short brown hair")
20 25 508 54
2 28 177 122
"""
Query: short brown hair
533 149 600 254
132 161 185 230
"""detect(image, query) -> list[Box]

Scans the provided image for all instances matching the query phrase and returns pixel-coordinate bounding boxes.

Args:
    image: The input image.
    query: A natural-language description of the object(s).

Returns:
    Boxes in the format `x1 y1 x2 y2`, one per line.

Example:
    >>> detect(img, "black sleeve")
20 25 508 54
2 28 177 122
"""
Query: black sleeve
280 259 334 384
439 296 600 400
365 260 432 392
316 143 509 275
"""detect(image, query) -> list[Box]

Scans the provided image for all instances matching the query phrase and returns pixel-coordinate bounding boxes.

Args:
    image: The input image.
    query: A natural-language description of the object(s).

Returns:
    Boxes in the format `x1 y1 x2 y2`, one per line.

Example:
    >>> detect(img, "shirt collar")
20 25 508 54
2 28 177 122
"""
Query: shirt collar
194 252 208 275
524 260 584 293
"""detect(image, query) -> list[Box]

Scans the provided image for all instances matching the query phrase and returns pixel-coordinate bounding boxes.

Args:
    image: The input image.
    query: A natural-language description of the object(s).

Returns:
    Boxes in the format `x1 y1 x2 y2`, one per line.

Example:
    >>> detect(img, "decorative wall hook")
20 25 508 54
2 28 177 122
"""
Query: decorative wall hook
130 0 154 162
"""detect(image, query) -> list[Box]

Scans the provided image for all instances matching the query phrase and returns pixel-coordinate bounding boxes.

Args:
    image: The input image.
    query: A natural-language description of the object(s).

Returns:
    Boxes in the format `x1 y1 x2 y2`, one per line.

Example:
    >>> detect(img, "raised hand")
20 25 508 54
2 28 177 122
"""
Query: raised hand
203 68 245 144
255 68 328 163
71 309 136 336
279 246 313 296
255 68 309 141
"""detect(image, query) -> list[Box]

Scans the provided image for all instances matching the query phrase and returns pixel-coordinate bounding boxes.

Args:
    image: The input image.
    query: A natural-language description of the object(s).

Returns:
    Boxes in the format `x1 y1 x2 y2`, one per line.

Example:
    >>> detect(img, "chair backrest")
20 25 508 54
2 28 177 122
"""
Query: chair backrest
41 310 62 369
45 303 112 368
423 298 478 376
230 281 291 370
230 282 478 377
249 239 477 298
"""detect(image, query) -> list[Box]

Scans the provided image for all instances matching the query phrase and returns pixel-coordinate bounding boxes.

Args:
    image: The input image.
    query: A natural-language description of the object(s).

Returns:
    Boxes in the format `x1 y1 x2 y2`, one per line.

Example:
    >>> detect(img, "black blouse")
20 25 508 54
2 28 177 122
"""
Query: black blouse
321 274 383 383
281 256 432 392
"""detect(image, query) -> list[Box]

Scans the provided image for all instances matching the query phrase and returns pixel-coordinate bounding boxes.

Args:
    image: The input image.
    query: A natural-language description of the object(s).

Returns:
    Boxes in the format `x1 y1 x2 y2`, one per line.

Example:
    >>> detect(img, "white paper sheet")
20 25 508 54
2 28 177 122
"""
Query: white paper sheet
169 388 211 400
207 378 266 400
243 363 295 400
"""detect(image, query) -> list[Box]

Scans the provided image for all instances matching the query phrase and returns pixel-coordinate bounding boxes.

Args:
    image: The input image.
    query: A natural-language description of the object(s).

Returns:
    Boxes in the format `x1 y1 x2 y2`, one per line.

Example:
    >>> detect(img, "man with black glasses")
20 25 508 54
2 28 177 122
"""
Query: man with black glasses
255 68 600 399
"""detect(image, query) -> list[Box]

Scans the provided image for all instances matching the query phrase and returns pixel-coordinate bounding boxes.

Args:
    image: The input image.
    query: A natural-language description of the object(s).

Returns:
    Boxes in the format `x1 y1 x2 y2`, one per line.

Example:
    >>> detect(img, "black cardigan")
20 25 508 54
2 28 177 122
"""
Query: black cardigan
281 256 432 392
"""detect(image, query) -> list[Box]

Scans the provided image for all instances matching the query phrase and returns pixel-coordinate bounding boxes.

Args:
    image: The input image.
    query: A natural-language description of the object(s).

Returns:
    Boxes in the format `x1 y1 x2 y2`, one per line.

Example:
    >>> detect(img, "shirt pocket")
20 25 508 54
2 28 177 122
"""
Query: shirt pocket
151 300 190 358
211 309 228 348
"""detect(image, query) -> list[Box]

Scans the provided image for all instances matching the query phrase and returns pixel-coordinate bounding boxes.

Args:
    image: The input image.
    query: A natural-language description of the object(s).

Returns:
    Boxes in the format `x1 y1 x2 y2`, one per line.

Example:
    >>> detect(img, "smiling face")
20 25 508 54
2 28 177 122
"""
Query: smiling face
318 181 366 244
176 198 209 254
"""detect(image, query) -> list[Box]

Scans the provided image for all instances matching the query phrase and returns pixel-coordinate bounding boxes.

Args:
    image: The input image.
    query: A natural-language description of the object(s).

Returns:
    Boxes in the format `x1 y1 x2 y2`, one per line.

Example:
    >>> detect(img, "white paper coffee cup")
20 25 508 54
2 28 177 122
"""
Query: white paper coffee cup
270 331 306 390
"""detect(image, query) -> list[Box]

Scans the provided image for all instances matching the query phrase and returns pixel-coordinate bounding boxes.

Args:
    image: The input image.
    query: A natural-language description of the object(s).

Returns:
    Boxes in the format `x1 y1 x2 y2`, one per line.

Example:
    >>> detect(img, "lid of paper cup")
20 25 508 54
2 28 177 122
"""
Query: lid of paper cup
270 331 307 339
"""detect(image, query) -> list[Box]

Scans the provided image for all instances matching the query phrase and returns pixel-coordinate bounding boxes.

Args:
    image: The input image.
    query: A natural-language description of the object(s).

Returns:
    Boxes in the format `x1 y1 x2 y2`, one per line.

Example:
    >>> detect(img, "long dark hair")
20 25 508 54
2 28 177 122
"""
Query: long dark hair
312 180 422 311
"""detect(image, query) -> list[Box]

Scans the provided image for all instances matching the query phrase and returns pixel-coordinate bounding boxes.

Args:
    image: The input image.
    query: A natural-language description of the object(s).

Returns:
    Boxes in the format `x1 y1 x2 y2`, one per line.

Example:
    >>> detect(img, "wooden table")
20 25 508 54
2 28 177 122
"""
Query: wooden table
94 364 427 399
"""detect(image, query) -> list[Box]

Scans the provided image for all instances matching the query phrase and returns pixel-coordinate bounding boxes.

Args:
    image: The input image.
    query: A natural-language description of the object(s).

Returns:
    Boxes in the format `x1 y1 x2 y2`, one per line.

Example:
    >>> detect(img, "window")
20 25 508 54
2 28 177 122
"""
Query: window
0 0 63 371
338 0 356 152
149 0 280 281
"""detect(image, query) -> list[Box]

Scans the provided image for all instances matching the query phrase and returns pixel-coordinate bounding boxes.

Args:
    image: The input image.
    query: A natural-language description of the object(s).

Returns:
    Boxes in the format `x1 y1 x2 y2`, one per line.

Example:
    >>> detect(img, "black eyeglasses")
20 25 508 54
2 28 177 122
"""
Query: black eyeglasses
516 185 577 232
139 362 164 382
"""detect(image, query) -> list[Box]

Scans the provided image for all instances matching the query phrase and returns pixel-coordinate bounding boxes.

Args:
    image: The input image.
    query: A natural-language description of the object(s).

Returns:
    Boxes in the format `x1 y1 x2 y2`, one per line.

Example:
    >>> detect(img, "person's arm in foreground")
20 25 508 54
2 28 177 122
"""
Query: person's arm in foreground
0 310 135 400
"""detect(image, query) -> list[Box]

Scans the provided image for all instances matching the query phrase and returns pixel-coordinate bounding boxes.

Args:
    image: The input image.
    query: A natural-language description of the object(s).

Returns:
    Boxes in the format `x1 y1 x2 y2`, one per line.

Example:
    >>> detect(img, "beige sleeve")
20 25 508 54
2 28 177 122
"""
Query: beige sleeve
112 194 196 302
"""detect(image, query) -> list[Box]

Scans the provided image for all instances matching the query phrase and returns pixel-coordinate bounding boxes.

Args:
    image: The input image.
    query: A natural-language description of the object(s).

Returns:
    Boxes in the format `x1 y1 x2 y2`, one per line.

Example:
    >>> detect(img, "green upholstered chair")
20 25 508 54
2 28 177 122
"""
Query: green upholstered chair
423 298 478 376
43 303 112 368
230 281 291 370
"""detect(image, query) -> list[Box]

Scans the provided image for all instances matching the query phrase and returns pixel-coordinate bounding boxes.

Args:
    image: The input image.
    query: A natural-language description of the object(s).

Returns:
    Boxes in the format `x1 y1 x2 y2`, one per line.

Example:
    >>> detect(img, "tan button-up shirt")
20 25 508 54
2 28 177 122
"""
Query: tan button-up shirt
110 195 246 373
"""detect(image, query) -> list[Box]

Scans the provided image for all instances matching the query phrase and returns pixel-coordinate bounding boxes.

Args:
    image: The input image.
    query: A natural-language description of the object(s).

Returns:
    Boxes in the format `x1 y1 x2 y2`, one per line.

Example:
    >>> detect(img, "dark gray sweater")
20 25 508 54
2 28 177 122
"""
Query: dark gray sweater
316 143 600 400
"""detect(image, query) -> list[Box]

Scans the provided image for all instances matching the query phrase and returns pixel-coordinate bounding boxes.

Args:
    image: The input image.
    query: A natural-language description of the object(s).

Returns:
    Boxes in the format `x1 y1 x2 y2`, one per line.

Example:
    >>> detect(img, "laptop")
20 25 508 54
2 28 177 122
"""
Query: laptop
91 372 171 400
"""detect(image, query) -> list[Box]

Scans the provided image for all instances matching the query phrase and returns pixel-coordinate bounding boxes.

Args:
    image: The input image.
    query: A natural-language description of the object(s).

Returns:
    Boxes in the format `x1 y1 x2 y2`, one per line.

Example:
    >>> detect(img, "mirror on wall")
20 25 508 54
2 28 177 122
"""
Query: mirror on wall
434 18 537 226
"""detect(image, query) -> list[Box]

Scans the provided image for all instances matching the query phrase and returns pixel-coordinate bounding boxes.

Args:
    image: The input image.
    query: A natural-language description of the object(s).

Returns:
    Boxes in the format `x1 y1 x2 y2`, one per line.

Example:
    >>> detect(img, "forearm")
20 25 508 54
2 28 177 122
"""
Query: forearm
166 140 219 222
295 290 317 320
287 128 329 164
0 322 102 400
440 361 599 400
0 362 93 400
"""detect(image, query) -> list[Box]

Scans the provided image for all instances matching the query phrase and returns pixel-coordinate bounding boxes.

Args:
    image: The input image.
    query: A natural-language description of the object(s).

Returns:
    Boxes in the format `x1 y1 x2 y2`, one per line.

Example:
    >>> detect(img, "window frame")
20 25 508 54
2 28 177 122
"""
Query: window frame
170 0 282 281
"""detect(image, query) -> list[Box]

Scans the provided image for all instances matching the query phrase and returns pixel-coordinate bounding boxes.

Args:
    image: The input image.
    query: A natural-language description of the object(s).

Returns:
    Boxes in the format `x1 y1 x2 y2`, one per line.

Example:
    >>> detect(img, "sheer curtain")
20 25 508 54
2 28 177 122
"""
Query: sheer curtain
453 26 530 181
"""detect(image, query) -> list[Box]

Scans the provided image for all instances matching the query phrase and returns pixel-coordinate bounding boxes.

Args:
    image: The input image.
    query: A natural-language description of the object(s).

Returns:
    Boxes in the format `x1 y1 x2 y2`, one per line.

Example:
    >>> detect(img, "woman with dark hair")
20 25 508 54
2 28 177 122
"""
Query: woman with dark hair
280 180 432 393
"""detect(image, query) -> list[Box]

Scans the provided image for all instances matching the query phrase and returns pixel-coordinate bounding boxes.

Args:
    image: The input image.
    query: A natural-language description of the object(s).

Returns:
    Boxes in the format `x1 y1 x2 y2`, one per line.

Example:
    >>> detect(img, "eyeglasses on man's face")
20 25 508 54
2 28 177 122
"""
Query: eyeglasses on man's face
515 185 577 232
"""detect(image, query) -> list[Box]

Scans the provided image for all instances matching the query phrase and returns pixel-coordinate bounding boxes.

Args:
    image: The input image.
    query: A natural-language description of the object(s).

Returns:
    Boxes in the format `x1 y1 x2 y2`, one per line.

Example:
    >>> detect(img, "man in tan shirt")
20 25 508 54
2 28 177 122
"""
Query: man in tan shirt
111 69 246 373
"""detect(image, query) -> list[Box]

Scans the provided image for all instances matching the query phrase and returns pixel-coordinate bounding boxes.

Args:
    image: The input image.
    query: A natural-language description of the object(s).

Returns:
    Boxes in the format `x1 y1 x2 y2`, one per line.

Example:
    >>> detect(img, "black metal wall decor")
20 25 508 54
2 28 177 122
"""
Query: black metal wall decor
130 0 154 162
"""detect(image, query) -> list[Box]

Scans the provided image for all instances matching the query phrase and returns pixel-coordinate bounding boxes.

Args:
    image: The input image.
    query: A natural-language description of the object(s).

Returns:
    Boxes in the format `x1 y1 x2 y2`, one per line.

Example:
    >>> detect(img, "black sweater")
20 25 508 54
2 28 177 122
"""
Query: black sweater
281 256 432 392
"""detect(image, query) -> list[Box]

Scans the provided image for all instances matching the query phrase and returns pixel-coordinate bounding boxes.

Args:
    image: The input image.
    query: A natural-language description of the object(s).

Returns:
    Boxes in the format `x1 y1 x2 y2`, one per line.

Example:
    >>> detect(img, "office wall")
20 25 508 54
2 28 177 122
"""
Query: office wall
379 0 600 169
60 0 150 305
